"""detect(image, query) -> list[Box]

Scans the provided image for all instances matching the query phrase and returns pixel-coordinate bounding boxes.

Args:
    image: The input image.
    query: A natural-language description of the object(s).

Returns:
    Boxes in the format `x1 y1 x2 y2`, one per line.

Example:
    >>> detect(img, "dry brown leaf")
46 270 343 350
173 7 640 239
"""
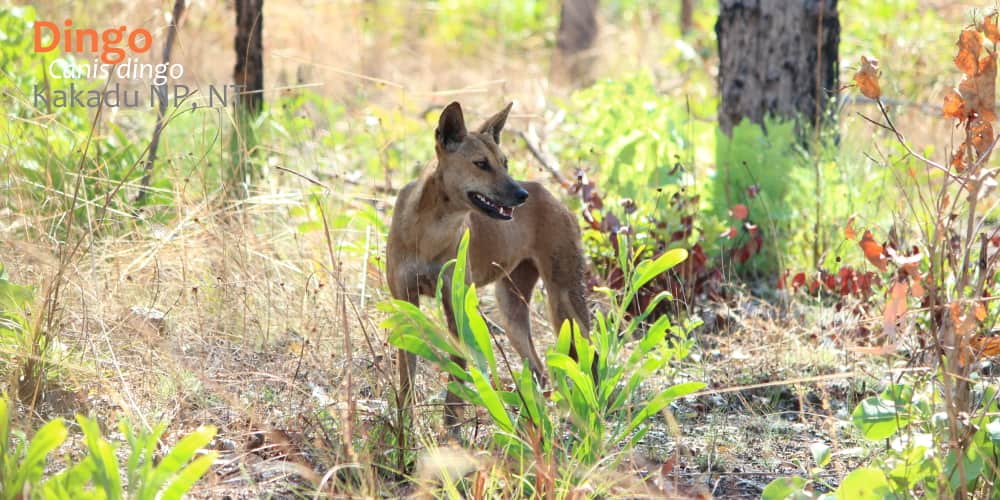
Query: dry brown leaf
943 88 966 119
956 28 984 76
910 277 925 298
976 303 988 321
986 12 1000 43
847 344 899 356
883 280 909 341
950 303 980 339
854 56 882 99
844 216 857 240
971 335 1000 357
957 51 998 122
970 116 996 159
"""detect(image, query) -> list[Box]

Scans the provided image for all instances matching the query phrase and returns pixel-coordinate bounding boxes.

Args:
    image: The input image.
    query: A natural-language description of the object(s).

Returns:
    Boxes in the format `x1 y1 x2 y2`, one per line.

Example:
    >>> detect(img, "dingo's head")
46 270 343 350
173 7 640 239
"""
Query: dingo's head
434 101 528 220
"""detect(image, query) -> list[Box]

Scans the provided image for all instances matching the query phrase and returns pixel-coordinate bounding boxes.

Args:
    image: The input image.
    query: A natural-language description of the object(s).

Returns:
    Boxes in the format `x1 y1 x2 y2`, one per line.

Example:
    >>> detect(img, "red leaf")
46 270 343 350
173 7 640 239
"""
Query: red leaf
777 270 790 289
859 230 888 272
791 272 807 290
730 204 749 220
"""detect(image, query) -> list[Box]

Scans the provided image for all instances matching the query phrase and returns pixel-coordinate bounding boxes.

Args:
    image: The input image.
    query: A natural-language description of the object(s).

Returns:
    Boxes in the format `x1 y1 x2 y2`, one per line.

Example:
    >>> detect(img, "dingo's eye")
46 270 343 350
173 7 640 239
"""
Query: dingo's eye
473 160 491 171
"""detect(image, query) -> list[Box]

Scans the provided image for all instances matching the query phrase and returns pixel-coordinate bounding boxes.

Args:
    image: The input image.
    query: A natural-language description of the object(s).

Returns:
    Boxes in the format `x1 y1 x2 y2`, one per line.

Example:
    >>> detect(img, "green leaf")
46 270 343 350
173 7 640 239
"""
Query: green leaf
631 248 688 293
469 368 514 433
810 442 831 469
943 442 984 492
888 444 932 491
147 425 217 496
11 418 67 494
160 452 218 500
547 353 599 412
296 220 323 234
852 397 908 440
77 415 122 499
463 284 495 375
451 232 470 343
445 381 483 407
836 467 897 500
761 476 809 500
614 381 705 445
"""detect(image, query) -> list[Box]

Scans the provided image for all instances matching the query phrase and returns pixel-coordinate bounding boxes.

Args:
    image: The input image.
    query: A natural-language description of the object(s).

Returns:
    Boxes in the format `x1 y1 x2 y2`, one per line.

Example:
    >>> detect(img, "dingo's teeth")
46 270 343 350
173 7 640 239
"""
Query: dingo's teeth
469 192 514 219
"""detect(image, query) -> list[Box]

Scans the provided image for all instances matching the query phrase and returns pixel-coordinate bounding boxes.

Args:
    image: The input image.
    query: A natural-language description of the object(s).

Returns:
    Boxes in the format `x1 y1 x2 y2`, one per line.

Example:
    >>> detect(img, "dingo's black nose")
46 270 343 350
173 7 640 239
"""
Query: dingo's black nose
514 187 529 204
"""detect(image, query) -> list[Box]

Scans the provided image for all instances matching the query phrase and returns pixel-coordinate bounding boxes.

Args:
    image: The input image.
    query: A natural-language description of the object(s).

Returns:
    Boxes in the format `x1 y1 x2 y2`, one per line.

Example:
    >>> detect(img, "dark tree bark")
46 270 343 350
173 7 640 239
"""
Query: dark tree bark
552 0 599 86
715 0 839 134
234 0 264 115
231 0 263 200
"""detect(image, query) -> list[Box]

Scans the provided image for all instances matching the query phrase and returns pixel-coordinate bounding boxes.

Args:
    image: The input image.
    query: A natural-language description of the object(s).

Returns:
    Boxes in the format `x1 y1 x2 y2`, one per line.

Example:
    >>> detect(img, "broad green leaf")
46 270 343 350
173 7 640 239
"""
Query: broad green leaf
836 467 897 500
888 444 932 491
469 369 513 433
147 425 217 495
160 452 218 500
463 284 495 375
547 353 599 411
989 419 1000 448
445 381 483 407
810 442 831 468
879 384 913 406
77 415 122 499
631 248 688 292
761 476 809 500
852 397 908 440
12 418 67 494
943 442 984 492
450 232 470 345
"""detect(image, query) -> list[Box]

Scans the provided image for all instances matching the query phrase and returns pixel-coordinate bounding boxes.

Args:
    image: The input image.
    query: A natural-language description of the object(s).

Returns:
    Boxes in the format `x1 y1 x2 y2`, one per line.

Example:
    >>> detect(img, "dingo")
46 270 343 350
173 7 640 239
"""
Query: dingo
387 101 591 426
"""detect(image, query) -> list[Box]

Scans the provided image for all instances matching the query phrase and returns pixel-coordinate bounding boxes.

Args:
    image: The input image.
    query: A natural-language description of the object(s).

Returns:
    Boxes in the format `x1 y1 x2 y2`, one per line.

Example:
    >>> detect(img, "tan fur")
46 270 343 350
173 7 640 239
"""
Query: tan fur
387 101 591 427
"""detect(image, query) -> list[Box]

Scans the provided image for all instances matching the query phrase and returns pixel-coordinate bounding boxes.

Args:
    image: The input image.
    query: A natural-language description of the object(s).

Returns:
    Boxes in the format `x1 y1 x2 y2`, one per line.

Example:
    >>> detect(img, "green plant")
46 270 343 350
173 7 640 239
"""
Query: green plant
0 396 217 499
766 11 1000 499
381 230 703 494
0 261 58 401
0 398 67 499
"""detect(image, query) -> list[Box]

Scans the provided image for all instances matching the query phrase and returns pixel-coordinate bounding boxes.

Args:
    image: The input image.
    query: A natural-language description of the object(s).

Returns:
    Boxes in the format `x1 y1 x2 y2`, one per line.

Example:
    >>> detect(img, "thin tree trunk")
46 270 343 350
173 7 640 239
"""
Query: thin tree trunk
234 0 264 116
552 0 599 86
135 0 186 204
231 0 264 199
680 0 694 35
715 0 839 134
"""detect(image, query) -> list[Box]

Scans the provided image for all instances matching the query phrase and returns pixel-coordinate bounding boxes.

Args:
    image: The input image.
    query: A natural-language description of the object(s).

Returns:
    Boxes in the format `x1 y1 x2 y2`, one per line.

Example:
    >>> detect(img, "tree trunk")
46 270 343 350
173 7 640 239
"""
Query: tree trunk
680 0 694 35
234 0 264 115
552 0 599 86
231 0 263 199
715 0 839 134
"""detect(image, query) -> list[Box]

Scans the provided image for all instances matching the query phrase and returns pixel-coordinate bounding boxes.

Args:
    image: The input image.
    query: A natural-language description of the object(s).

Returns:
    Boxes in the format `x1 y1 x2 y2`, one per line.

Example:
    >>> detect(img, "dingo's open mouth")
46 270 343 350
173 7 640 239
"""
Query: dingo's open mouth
469 191 514 220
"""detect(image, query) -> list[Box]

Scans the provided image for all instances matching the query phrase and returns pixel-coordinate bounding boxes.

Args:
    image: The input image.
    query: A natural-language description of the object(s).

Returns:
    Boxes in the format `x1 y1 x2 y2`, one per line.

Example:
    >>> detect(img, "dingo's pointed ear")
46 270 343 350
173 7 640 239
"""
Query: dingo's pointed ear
477 102 513 145
436 102 467 152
